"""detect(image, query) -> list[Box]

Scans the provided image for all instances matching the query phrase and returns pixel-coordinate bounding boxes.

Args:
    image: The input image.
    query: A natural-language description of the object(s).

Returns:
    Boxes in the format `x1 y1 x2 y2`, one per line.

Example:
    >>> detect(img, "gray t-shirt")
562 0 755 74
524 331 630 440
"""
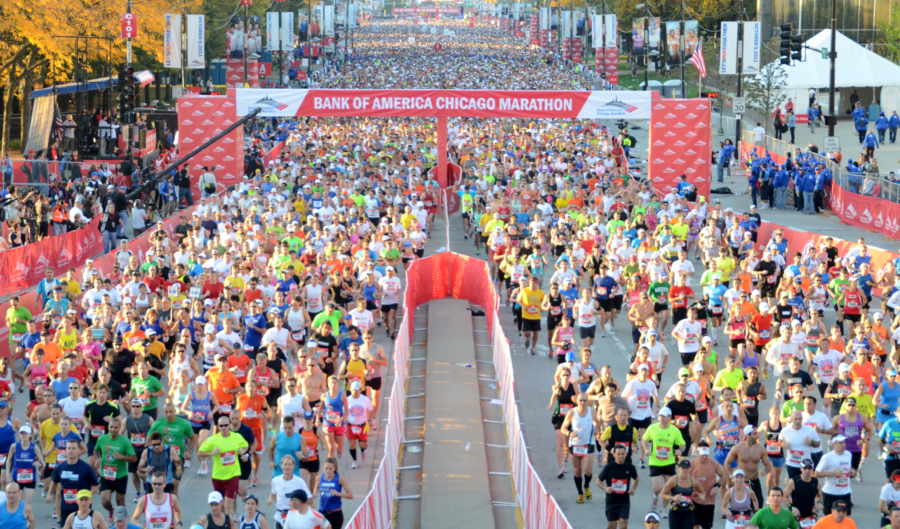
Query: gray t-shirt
124 413 153 451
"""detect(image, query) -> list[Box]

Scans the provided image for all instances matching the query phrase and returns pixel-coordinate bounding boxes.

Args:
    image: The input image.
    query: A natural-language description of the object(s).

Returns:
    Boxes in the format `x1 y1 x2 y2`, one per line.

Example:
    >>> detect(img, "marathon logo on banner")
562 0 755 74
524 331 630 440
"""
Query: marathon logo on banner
235 89 652 119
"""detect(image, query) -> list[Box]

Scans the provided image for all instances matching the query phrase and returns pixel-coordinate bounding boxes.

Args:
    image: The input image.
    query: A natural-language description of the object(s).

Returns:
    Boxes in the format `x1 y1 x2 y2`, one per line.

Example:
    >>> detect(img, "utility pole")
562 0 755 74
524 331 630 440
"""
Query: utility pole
827 0 837 137
278 1 284 87
307 0 312 79
126 0 133 68
243 3 249 84
643 5 649 89
556 4 560 59
735 0 744 158
181 5 188 88
680 18 685 97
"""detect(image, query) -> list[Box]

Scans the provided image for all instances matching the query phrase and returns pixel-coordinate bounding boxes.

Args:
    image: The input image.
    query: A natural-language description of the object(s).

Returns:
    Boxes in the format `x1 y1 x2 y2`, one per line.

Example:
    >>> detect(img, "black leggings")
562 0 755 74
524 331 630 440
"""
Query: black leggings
324 509 344 529
669 508 694 529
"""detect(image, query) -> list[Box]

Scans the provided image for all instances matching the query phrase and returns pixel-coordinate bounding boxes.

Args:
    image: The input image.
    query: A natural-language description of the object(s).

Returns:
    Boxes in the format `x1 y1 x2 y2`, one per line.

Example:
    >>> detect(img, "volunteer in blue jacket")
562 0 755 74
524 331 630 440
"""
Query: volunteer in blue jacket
889 111 900 143
863 128 880 160
717 141 735 183
876 112 890 143
773 164 790 210
852 102 866 121
801 169 817 215
747 152 761 208
856 114 870 144
814 165 828 213
808 105 819 132
787 111 797 143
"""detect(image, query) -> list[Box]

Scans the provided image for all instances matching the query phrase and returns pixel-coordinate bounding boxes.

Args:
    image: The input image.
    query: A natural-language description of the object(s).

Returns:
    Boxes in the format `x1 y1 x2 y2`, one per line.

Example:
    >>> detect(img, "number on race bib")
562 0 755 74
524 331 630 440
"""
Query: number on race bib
571 445 589 456
102 465 117 480
221 451 236 466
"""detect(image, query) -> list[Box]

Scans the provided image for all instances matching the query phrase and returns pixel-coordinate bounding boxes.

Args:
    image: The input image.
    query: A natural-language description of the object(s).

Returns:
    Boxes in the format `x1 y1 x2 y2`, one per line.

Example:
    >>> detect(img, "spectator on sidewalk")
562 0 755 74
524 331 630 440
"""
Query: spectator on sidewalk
876 111 889 143
890 111 899 143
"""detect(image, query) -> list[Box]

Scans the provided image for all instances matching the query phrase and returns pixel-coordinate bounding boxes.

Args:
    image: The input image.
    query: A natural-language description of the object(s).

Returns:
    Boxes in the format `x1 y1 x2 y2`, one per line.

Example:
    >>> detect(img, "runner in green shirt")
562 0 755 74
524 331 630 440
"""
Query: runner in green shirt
649 274 671 327
130 363 165 415
5 296 32 346
642 409 686 510
713 356 746 393
95 418 137 489
147 404 194 460
749 489 799 529
828 269 851 308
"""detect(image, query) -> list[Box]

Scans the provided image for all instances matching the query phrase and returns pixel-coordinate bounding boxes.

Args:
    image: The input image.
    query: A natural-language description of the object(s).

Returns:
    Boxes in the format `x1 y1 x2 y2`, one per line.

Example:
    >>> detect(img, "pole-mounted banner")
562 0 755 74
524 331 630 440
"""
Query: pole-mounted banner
121 14 138 38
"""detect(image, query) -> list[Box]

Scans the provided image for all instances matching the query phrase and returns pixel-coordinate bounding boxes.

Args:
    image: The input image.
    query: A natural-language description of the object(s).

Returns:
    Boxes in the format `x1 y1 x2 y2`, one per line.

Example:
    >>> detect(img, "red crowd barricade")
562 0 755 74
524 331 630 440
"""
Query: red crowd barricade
0 217 103 293
345 251 573 529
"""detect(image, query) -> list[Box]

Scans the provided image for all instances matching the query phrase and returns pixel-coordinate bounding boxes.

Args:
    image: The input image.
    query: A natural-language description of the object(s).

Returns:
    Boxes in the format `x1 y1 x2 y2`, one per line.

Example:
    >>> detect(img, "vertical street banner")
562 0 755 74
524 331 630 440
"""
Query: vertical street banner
604 15 617 48
684 20 699 60
267 12 280 52
540 7 550 30
164 14 182 68
186 15 206 69
742 21 761 74
719 21 738 75
648 17 661 50
632 18 644 55
281 12 295 51
591 15 603 48
322 5 335 35
121 14 138 38
665 21 680 66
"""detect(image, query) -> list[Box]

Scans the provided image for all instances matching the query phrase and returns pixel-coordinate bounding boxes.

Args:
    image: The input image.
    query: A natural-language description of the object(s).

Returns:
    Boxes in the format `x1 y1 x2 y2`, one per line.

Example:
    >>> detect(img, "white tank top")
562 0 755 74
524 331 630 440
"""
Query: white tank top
306 285 324 313
577 301 596 328
144 493 174 529
287 308 307 336
569 408 594 447
71 511 95 529
172 354 193 380
0 367 13 394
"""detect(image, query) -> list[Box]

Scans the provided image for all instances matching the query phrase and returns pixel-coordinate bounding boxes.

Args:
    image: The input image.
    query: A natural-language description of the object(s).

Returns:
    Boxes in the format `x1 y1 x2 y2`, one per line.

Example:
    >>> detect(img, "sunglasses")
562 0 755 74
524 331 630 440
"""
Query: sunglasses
151 482 165 486
218 423 230 428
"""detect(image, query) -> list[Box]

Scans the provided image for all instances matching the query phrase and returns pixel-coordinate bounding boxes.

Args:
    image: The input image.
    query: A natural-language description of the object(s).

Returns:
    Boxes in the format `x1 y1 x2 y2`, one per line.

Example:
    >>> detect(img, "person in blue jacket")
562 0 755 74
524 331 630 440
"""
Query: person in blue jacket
801 169 817 215
851 102 866 121
863 127 880 159
889 111 900 144
855 114 870 144
813 165 827 213
717 140 735 182
876 111 889 143
773 164 789 210
787 111 797 143
748 154 760 208
808 105 819 132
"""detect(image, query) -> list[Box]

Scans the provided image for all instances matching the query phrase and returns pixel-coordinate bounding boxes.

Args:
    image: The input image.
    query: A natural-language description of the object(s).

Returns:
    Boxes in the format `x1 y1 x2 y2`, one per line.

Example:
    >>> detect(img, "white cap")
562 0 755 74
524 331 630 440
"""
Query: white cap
702 336 713 344
752 289 761 296
692 363 705 372
638 363 649 371
791 319 802 327
19 425 32 434
204 324 216 334
759 302 770 311
832 435 848 443
350 381 363 391
208 491 224 504
195 376 208 385
658 407 673 417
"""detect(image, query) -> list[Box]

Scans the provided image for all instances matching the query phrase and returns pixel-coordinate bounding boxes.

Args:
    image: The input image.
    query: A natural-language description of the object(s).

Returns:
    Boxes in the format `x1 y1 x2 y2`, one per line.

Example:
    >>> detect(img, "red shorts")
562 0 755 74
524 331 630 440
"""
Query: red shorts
346 424 368 442
251 427 264 452
325 424 345 436
212 476 240 499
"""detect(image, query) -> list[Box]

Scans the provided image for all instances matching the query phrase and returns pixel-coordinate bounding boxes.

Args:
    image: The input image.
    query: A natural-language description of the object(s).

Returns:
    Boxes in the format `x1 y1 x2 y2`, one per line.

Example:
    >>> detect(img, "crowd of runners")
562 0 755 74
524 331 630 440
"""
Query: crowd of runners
0 16 892 529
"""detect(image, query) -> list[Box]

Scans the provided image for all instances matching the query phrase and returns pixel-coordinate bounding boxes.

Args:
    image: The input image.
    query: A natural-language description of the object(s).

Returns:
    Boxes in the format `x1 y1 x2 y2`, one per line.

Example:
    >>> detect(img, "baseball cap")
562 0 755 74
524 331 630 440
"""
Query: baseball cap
743 425 755 435
832 500 849 511
801 459 815 469
678 367 690 377
677 459 691 468
839 364 851 373
565 351 576 362
638 363 650 372
114 505 129 522
208 491 224 504
290 490 309 501
303 411 315 420
195 376 208 385
759 302 770 311
204 324 216 334
832 435 848 443
733 469 746 477
350 381 362 391
77 490 93 500
692 364 705 372
645 513 661 523
658 407 672 417
702 336 712 344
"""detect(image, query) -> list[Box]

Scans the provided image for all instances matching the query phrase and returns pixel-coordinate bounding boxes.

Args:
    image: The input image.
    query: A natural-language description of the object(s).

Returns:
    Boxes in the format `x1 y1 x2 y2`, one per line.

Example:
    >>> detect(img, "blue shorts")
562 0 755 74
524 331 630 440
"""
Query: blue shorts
770 456 785 468
715 453 738 468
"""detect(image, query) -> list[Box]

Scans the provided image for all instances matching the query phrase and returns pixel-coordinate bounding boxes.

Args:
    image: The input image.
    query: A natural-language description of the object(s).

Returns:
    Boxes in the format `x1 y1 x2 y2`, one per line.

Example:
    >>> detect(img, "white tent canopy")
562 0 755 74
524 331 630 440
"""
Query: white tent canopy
771 29 900 116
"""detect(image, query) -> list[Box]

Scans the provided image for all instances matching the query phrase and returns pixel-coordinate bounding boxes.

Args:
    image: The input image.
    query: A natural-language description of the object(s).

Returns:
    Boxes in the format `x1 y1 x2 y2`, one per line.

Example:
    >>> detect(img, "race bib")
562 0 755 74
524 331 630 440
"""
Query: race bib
766 441 781 455
760 329 771 339
637 397 650 409
11 333 23 343
711 306 723 315
219 404 232 414
799 517 816 528
836 472 850 487
350 425 363 435
559 404 574 414
130 434 146 447
243 409 258 419
192 412 206 423
550 307 562 316
189 287 201 298
138 393 150 406
16 468 33 483
767 275 776 284
0 453 7 465
149 517 169 529
91 425 106 438
326 411 341 423
789 449 803 464
655 446 671 460
844 426 859 437
221 451 236 466
742 397 756 408
526 306 538 315
572 445 588 456
102 465 117 480
64 489 78 504
674 416 689 428
611 479 628 493
233 368 245 379
735 514 750 528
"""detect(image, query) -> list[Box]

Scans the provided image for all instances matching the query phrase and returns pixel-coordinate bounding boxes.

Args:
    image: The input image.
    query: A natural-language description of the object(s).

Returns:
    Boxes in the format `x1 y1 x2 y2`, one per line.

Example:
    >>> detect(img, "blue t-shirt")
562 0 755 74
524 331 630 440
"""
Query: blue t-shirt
706 284 728 306
51 460 99 510
244 314 268 348
52 377 78 402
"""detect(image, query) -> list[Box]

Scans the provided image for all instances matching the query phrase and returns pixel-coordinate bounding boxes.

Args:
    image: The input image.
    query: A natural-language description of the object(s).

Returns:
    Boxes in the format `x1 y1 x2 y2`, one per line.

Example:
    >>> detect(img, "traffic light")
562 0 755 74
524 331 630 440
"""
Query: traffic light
779 24 792 65
121 67 135 123
791 34 803 61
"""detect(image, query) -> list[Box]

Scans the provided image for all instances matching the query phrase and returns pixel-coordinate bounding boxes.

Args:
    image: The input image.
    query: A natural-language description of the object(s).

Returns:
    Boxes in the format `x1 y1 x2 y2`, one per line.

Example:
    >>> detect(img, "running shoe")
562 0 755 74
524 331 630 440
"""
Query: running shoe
530 348 536 356
53 510 57 520
372 419 378 430
351 461 358 469
640 458 646 469
108 513 113 524
577 494 584 504
600 332 606 338
464 235 468 240
361 451 367 462
557 467 564 479
252 477 259 487
857 469 863 482
134 493 140 503
184 460 192 469
476 251 480 255
585 489 592 500
663 510 669 519
386 329 391 338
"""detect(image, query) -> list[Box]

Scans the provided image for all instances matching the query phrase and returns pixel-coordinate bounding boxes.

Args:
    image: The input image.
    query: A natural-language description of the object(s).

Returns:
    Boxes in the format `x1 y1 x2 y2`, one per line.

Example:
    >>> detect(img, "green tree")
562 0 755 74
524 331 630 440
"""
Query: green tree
877 1 900 64
744 61 787 134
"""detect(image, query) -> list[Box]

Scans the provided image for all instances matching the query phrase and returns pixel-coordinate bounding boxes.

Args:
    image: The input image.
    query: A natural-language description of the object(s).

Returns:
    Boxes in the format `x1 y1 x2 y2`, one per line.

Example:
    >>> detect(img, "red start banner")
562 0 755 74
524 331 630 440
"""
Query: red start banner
121 13 138 39
393 7 460 13
235 89 653 119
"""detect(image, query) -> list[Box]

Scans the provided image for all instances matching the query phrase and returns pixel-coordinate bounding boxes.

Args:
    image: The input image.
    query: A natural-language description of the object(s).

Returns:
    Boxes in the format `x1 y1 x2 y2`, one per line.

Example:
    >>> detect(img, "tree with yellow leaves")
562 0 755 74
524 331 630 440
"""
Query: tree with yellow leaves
0 0 201 155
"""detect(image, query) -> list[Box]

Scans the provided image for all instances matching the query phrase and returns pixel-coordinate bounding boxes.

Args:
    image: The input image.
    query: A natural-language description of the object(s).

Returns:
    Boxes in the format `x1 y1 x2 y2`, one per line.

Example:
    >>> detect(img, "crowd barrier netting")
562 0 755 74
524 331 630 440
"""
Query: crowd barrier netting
345 251 573 528
0 217 103 293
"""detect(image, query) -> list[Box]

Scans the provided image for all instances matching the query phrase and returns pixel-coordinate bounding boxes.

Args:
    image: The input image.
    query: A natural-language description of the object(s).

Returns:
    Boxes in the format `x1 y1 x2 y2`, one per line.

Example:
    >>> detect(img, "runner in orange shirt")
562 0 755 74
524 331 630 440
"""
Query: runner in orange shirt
848 349 875 395
236 379 269 487
226 344 251 386
207 354 241 427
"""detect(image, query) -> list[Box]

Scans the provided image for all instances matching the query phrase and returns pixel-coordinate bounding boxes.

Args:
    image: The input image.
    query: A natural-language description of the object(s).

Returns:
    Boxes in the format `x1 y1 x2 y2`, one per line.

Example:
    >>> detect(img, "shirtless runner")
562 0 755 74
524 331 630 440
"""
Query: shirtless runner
628 293 655 356
300 360 328 415
723 425 773 511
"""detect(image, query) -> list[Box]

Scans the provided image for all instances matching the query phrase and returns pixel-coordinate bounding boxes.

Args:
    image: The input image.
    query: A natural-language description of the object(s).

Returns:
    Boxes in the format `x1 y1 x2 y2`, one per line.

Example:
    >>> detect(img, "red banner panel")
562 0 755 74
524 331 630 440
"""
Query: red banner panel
649 98 712 197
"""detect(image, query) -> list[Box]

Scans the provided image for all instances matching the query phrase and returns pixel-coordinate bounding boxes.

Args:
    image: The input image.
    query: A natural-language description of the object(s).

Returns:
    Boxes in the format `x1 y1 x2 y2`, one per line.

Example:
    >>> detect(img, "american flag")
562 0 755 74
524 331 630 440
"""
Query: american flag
53 101 64 144
690 44 707 78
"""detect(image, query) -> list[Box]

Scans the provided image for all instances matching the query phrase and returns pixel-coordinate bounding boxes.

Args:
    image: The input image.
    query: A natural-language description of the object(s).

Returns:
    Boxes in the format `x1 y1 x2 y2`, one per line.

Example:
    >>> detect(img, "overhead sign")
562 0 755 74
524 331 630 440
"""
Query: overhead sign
824 136 840 153
236 89 653 119
121 14 138 39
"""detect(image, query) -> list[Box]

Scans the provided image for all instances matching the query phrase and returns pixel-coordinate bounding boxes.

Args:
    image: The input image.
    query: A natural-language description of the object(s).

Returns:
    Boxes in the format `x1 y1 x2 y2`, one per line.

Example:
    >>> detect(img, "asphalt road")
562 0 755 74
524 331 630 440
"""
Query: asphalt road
442 118 895 528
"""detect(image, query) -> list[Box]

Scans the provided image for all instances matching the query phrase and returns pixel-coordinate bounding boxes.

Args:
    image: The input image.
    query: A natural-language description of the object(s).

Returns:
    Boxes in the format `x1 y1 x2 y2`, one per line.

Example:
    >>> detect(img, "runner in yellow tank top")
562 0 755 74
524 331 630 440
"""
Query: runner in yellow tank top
55 319 78 353
339 343 369 393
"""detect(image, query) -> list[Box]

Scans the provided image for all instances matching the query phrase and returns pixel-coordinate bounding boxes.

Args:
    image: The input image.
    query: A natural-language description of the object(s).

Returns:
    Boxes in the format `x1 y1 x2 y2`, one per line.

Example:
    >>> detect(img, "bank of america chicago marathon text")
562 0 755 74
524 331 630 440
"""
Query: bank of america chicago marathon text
311 95 577 112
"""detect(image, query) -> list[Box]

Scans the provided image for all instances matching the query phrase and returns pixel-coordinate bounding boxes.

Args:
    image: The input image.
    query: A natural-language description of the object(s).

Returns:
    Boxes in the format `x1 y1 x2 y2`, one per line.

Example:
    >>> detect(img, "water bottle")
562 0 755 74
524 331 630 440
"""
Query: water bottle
465 443 471 451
